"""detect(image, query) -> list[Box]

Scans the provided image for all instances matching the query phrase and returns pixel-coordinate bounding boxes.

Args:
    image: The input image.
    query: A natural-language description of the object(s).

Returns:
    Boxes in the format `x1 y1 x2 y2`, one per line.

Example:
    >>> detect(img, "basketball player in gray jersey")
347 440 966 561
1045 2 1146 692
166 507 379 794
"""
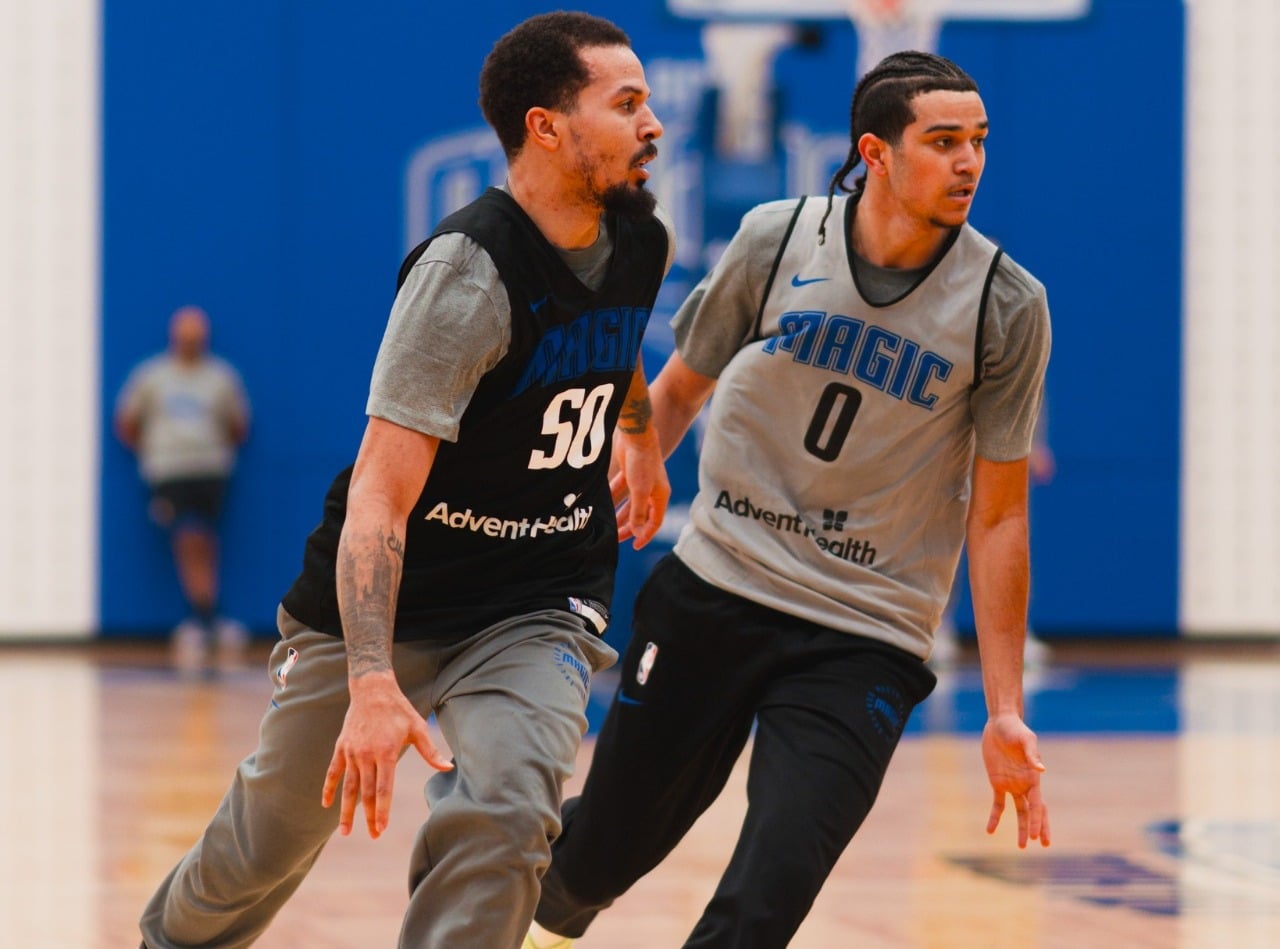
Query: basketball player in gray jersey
528 51 1050 949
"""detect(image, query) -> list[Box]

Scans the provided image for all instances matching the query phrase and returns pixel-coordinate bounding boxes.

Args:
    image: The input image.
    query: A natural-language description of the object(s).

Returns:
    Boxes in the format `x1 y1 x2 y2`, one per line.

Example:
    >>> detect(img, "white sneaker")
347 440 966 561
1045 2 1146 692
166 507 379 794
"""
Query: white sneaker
1024 630 1052 668
929 623 1050 668
524 921 574 948
170 620 208 675
214 618 250 669
928 616 960 666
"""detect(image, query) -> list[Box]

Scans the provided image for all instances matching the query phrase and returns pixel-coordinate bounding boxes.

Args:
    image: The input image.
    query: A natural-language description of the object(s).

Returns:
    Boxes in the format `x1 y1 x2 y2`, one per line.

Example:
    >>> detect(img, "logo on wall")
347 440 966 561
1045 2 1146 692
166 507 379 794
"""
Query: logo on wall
402 128 508 255
401 57 850 277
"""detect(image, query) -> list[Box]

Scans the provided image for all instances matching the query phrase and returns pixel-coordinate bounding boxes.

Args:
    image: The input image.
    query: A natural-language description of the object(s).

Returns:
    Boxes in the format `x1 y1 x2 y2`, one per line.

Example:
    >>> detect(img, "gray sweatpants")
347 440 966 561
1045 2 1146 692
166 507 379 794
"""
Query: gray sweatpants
140 605 616 949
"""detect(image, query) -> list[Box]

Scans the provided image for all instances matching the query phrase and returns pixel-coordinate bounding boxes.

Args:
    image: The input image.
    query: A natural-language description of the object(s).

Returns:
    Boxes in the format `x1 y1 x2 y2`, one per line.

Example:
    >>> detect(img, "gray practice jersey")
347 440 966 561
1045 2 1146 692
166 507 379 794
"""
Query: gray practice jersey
672 195 1050 658
116 354 250 484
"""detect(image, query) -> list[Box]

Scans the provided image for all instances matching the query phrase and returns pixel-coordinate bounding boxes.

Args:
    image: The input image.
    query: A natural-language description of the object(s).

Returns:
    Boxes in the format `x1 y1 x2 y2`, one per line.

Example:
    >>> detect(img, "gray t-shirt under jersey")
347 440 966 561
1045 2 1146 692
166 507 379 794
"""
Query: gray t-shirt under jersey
368 202 677 441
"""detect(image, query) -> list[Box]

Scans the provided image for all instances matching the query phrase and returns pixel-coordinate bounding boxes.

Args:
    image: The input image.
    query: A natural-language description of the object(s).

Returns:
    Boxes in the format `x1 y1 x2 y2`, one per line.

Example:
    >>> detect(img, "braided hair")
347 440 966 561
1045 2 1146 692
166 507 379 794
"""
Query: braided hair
817 50 978 244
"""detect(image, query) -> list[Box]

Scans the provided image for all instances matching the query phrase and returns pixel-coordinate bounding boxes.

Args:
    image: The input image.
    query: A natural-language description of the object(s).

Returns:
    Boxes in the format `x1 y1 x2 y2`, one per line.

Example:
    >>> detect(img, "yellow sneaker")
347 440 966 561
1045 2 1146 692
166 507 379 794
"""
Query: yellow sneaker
524 921 574 948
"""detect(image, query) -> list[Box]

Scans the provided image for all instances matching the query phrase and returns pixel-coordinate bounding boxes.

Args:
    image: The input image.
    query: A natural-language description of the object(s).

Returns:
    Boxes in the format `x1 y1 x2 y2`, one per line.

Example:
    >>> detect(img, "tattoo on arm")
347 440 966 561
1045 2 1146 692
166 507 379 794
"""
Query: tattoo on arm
618 394 653 435
337 526 405 677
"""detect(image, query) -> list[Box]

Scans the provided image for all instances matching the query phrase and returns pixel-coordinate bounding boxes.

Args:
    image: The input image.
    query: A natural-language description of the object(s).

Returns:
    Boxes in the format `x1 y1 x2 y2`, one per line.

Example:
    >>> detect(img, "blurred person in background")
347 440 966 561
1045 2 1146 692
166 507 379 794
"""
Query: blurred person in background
115 304 251 668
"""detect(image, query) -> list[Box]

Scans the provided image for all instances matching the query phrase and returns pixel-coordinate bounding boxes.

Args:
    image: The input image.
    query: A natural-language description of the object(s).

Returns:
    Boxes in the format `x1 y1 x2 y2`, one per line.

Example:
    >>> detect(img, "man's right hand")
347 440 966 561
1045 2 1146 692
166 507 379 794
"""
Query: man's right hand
981 713 1050 849
321 670 453 839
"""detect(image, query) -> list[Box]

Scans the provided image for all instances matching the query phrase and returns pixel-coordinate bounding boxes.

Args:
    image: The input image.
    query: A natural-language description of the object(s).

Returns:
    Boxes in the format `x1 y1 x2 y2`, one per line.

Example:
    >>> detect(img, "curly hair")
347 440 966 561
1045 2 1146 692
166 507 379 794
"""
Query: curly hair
479 11 632 159
818 51 979 243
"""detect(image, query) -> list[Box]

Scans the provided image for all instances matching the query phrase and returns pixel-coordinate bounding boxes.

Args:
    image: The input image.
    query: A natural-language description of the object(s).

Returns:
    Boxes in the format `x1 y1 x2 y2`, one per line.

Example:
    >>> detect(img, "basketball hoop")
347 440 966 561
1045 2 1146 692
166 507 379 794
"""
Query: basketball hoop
850 0 910 26
849 0 943 76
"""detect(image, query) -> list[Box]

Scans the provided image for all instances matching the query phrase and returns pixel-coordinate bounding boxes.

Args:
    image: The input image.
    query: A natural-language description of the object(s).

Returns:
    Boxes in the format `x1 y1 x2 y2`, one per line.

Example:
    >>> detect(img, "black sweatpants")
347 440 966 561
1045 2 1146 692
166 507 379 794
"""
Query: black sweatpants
537 554 937 948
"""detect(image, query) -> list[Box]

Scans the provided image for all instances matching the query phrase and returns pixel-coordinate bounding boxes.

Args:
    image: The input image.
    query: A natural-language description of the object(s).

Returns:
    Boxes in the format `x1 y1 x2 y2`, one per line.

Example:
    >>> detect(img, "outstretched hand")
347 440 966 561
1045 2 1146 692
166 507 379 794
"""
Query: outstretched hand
610 428 670 549
321 671 453 839
981 713 1050 848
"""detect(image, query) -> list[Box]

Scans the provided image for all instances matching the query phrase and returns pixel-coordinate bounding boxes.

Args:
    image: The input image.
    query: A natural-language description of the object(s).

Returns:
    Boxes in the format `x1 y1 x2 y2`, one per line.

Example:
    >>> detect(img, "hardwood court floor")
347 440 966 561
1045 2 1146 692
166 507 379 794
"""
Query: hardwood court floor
5 637 1280 948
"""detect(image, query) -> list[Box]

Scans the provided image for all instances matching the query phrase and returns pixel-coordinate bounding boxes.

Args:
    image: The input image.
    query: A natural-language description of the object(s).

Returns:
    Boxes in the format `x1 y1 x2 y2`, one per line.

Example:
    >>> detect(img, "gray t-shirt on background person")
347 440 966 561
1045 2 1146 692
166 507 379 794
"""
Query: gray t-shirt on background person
116 355 250 484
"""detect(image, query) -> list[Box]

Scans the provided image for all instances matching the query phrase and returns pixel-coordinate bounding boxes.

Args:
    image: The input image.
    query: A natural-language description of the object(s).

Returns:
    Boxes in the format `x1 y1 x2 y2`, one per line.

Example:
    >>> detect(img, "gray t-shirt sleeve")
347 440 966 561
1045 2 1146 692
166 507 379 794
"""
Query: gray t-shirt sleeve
970 256 1051 462
115 358 156 420
655 203 678 278
672 199 797 377
366 232 511 442
212 358 250 430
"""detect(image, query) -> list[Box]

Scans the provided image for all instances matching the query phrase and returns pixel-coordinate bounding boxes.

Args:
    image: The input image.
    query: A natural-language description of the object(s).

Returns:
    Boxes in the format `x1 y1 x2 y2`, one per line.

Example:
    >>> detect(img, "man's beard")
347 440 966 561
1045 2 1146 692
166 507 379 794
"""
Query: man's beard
600 180 657 220
578 141 659 220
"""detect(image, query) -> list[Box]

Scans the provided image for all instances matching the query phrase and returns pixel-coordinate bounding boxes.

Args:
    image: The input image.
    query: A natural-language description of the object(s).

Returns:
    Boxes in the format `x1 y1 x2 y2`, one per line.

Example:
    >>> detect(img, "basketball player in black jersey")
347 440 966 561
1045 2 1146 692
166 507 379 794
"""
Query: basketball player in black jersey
140 12 675 949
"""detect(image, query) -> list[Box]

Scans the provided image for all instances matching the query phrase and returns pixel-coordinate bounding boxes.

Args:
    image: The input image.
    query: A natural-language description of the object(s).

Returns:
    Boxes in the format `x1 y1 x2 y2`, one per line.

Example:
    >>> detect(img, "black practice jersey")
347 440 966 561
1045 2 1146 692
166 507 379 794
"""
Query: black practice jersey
283 189 669 641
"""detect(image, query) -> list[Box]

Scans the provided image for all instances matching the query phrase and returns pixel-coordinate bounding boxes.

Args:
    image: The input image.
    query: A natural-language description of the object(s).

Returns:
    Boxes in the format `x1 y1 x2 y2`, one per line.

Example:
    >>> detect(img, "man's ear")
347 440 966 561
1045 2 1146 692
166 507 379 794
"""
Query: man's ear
524 107 561 153
858 132 890 178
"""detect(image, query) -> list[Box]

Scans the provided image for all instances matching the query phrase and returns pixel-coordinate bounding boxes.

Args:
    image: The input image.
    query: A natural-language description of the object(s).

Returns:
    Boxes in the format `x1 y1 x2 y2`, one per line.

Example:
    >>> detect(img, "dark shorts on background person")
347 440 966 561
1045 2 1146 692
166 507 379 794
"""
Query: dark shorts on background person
148 476 227 531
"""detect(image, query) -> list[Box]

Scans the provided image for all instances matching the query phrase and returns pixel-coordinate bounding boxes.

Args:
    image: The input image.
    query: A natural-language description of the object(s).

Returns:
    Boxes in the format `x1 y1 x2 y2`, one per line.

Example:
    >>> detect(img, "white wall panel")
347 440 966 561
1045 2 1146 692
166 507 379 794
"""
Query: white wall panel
1182 0 1280 634
0 0 99 637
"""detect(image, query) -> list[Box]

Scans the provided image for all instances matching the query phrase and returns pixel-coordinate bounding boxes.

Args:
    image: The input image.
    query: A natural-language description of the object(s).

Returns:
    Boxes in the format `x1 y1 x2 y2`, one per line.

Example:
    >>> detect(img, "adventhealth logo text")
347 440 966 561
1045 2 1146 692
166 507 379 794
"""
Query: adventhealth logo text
713 490 876 565
424 501 592 539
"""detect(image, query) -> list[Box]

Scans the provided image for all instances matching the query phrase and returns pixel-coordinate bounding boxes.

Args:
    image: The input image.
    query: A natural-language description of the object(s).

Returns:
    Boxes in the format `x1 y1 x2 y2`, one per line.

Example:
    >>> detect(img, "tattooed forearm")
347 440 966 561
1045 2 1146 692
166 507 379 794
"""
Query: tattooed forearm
336 524 404 677
618 394 653 435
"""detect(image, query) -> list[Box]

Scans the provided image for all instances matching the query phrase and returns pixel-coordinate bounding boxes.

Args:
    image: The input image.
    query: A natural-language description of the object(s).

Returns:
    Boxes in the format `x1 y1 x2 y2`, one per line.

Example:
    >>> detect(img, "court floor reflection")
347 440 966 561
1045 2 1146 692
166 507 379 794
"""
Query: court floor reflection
4 637 1278 948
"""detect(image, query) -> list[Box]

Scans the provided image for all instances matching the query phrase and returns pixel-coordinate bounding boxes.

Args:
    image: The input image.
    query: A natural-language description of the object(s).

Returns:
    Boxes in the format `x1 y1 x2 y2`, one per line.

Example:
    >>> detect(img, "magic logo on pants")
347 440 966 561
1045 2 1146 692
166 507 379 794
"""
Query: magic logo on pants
555 647 590 704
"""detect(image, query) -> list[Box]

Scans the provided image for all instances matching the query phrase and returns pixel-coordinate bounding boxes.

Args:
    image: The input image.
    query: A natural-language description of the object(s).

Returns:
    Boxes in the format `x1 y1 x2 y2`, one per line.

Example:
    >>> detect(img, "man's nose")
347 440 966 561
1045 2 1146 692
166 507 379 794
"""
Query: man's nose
641 105 663 141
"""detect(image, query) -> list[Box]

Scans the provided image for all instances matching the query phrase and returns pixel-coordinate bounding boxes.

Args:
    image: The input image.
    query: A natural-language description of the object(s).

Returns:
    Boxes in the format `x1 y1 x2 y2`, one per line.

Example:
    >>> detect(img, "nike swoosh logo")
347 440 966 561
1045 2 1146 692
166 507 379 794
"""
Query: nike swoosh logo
791 274 829 287
530 295 549 313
